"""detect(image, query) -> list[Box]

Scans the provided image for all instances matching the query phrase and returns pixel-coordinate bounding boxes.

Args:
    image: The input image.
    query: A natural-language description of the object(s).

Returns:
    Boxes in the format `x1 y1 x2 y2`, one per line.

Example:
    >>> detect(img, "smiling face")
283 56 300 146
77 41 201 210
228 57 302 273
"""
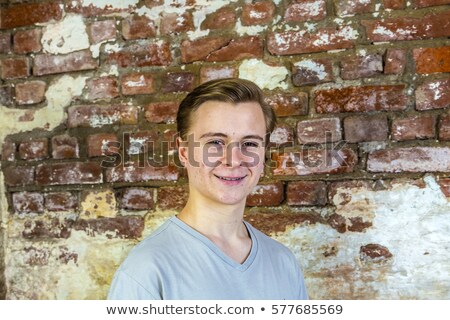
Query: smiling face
178 100 266 207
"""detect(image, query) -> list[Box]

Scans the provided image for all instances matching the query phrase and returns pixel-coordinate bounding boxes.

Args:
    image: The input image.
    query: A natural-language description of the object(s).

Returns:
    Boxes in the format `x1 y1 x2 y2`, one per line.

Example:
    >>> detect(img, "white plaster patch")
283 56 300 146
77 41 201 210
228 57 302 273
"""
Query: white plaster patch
373 26 396 38
294 60 327 80
239 59 288 90
235 18 268 36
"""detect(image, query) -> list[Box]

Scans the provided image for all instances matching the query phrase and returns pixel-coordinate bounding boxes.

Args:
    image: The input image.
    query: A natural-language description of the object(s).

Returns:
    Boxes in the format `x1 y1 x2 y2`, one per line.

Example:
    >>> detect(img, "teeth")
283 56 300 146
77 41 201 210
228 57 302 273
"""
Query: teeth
217 176 243 181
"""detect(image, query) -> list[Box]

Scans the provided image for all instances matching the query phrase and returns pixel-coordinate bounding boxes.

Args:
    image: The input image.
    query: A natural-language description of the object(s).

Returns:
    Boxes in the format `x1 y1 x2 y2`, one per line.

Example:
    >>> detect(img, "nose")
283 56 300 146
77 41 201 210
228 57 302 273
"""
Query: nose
224 142 243 167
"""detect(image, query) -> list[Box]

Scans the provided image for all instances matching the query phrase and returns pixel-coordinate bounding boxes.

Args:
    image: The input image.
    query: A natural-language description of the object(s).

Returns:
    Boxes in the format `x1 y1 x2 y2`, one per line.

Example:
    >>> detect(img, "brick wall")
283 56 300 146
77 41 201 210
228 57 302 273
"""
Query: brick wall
0 0 449 299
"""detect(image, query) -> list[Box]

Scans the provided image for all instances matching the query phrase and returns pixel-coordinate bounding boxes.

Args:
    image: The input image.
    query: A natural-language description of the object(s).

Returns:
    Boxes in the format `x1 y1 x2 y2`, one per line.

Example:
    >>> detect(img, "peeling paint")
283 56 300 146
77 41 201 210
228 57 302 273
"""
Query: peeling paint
239 59 288 90
294 60 327 80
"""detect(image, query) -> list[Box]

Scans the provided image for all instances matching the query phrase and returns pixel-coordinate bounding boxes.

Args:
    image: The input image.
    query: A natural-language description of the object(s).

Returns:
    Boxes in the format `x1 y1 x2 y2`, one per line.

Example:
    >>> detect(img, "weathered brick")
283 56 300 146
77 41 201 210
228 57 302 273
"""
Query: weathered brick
86 76 119 100
122 14 156 40
67 105 138 128
157 186 188 210
287 181 327 206
65 0 135 17
51 135 79 159
144 102 179 124
340 54 383 80
385 49 407 74
0 1 63 29
383 0 407 9
246 182 284 206
439 113 450 140
265 92 308 117
34 50 98 76
58 246 78 265
3 166 34 187
88 20 117 44
391 115 436 141
126 130 176 156
267 26 358 56
200 66 237 83
23 247 50 266
0 57 30 79
272 148 357 176
0 32 11 53
328 180 372 205
297 118 342 144
45 192 78 212
292 58 333 86
121 73 155 96
119 188 155 210
106 42 172 67
73 216 144 239
437 177 450 197
13 29 42 54
367 147 450 172
415 78 450 111
362 11 450 42
19 139 48 161
79 189 117 219
248 212 323 235
13 192 44 214
413 0 450 8
201 6 236 30
360 244 393 262
315 85 407 113
413 46 450 74
334 0 375 17
0 85 13 106
106 162 179 182
36 162 103 185
284 0 327 22
1 141 15 161
242 1 275 26
87 133 119 157
344 114 388 143
162 72 195 93
181 36 263 63
23 219 72 239
15 81 46 105
269 124 295 147
160 12 194 35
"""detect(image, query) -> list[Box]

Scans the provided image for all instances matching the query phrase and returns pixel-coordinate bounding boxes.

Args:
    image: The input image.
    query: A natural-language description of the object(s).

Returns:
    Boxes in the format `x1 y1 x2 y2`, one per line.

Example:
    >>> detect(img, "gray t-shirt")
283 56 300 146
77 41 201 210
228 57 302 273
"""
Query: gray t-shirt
108 216 308 300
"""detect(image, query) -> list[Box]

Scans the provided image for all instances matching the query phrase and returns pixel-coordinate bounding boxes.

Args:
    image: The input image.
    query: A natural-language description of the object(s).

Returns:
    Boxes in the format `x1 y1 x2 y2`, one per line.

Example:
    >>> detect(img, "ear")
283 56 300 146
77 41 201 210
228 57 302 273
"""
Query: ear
176 137 188 166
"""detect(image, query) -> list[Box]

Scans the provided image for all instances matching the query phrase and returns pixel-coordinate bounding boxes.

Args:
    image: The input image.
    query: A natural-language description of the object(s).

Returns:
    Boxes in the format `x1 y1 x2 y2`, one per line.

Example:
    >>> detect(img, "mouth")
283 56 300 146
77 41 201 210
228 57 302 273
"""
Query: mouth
214 174 247 181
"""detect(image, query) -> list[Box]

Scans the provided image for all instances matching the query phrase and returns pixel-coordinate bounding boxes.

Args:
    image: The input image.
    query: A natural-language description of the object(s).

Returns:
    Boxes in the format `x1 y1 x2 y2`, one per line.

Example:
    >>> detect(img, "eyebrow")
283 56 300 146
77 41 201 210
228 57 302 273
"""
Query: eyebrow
199 132 264 141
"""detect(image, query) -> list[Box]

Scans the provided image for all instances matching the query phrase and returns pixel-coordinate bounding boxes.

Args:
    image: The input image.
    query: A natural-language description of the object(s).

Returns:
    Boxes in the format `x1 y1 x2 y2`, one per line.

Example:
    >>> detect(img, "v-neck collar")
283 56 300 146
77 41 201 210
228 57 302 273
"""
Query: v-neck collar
169 216 258 272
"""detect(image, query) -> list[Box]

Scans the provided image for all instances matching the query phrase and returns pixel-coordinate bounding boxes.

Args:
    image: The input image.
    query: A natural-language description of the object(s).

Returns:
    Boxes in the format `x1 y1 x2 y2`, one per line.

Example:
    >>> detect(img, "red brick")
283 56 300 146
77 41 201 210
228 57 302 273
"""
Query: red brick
88 20 117 44
162 72 195 93
106 42 172 67
0 57 30 79
200 66 237 83
287 181 327 206
19 139 48 161
272 148 357 176
121 73 155 95
86 76 119 100
22 218 72 239
360 244 392 262
315 85 407 113
3 166 34 187
328 180 372 205
344 114 388 143
284 0 327 22
126 130 175 155
362 11 450 42
269 124 295 147
340 54 383 80
383 0 406 9
36 162 103 185
367 147 450 172
51 135 79 159
292 58 333 86
122 14 156 40
413 46 450 74
297 118 342 144
201 6 236 30
439 114 450 140
45 192 78 212
34 50 98 76
245 212 322 235
67 105 138 128
265 92 308 117
160 12 194 35
413 0 450 8
181 36 263 63
0 85 13 106
65 0 135 17
15 81 46 105
73 216 144 239
415 78 450 111
246 182 284 206
87 133 119 157
0 32 11 53
119 188 155 210
13 29 42 54
105 162 179 182
1 141 15 161
437 178 450 197
391 115 436 141
242 1 276 26
13 192 44 214
144 102 179 123
0 1 63 29
157 186 188 210
334 0 375 17
385 49 407 74
267 26 357 56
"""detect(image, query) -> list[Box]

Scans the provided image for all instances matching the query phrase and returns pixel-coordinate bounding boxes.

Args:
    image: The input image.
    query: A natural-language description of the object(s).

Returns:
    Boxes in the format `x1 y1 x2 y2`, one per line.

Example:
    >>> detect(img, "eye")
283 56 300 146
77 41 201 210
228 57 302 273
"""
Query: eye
206 140 225 146
242 141 260 148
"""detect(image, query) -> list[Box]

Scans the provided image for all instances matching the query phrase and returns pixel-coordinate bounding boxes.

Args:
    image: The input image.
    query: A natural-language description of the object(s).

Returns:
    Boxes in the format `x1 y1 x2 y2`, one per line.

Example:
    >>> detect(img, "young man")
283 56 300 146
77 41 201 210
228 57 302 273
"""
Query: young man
108 78 308 299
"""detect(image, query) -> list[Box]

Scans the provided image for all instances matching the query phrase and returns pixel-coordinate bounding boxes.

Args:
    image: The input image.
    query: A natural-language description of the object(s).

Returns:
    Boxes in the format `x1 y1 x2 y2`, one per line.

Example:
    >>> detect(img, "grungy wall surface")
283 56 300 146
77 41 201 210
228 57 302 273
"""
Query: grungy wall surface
0 0 450 299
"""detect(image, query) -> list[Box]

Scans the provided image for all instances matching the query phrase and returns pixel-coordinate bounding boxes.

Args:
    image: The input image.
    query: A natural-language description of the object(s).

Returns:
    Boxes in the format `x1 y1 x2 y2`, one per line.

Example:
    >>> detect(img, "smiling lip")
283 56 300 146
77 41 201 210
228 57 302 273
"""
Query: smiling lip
214 174 247 182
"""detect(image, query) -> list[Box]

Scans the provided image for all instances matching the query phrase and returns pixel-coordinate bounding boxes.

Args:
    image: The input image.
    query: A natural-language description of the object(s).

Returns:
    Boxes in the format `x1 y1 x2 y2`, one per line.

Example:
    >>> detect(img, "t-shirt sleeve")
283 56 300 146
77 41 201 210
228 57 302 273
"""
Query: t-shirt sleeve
107 269 159 300
296 264 309 300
